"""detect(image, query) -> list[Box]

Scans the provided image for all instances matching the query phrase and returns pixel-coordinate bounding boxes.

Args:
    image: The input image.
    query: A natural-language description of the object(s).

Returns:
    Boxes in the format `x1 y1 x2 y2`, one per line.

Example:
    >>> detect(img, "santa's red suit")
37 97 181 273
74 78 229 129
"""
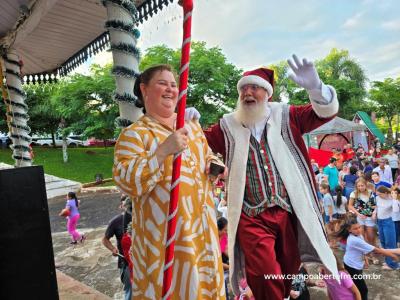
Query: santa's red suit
205 66 339 299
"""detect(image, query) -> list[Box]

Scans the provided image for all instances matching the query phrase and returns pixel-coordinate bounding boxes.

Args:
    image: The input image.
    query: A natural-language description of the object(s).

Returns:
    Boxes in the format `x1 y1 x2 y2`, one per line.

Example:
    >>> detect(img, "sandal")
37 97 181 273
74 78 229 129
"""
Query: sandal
382 265 397 270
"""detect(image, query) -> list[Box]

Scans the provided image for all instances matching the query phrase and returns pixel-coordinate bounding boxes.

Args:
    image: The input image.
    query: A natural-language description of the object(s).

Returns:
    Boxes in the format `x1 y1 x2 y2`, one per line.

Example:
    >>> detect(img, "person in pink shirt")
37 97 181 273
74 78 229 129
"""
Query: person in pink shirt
321 254 361 300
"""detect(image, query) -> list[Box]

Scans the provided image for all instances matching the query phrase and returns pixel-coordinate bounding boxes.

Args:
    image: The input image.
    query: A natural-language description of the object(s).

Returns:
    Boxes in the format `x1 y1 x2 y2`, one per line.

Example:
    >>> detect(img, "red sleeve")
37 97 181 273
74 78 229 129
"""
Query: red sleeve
204 122 226 160
290 104 337 135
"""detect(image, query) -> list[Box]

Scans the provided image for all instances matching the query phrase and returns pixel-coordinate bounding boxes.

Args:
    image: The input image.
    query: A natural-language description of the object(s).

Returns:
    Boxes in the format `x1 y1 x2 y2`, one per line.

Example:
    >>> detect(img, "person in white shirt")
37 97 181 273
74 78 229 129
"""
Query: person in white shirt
218 198 228 219
333 185 348 218
384 148 399 181
372 185 399 270
373 158 393 184
390 188 400 247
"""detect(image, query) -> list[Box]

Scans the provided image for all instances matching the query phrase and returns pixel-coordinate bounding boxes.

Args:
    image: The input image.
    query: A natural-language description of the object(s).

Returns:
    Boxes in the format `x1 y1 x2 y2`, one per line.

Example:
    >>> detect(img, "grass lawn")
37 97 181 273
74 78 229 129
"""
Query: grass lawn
0 146 115 184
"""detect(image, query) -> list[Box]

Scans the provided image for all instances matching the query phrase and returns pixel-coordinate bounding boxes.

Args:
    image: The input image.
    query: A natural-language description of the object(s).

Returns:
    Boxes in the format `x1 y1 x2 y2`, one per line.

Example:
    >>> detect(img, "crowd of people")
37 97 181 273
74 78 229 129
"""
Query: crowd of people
316 144 400 299
213 143 400 299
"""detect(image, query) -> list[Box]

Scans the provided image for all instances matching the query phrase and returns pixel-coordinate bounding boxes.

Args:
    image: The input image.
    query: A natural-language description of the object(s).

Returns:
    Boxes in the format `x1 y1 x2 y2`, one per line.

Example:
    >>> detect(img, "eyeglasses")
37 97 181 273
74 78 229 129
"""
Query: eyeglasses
239 84 263 92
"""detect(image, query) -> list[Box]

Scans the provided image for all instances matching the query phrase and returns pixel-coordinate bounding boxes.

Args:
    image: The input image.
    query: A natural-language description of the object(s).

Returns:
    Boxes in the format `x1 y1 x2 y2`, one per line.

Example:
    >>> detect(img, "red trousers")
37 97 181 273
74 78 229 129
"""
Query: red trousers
237 206 300 300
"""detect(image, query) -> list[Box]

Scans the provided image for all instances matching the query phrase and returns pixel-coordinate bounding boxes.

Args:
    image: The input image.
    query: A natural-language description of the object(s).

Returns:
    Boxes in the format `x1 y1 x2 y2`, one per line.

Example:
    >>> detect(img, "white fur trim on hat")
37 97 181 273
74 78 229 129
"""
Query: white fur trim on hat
237 75 273 97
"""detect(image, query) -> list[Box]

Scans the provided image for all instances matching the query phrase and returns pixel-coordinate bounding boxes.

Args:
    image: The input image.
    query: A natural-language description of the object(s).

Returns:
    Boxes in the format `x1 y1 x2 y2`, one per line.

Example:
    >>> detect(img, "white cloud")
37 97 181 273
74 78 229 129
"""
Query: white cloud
373 65 400 81
381 20 400 30
342 12 364 29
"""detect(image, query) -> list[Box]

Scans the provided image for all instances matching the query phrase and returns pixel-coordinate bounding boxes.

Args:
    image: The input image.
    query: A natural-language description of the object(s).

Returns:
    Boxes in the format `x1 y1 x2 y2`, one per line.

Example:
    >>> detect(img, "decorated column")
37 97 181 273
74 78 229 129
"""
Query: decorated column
103 0 142 127
3 50 32 167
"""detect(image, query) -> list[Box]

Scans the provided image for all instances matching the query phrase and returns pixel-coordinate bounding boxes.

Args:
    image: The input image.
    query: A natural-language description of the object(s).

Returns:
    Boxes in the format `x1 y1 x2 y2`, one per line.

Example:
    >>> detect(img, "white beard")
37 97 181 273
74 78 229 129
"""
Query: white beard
234 97 270 126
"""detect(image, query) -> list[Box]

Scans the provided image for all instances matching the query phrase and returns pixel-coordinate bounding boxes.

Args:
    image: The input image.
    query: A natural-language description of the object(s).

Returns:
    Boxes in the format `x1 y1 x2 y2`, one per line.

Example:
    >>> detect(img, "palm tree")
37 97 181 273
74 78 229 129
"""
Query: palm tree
316 48 368 119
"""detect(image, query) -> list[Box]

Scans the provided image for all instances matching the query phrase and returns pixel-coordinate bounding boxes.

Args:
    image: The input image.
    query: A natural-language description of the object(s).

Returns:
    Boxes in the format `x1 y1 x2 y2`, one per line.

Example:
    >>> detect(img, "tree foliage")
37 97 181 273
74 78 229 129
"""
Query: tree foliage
316 49 368 119
140 42 242 126
270 49 368 119
51 64 118 141
369 77 400 144
24 83 63 146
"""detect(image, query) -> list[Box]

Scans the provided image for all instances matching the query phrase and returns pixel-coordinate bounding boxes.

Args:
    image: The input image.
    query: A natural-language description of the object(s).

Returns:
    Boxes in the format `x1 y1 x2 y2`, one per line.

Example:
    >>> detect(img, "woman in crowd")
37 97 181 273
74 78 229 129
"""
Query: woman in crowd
348 178 378 264
113 64 225 299
373 186 399 270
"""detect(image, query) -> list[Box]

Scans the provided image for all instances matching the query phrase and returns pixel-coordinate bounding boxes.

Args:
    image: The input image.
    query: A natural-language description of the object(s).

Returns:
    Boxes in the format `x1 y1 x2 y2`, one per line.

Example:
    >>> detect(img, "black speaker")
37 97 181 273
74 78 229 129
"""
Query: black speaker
0 166 59 299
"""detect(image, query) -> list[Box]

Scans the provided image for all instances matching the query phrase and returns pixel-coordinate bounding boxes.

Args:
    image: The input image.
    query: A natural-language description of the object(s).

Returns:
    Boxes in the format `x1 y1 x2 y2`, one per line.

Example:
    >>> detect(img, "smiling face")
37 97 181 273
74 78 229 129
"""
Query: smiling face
356 181 367 192
140 70 178 119
235 84 269 125
239 84 268 107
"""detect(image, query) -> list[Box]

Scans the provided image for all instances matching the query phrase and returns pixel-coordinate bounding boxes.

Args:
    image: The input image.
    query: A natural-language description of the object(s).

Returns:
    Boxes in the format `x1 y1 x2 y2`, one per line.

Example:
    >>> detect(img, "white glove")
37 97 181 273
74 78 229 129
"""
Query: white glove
184 107 201 121
287 54 321 91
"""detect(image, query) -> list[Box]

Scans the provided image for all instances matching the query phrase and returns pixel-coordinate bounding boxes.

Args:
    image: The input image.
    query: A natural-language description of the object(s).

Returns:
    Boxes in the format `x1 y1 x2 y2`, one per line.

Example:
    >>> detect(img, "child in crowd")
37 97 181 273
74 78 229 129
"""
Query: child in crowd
334 217 399 300
217 217 230 298
391 188 400 247
343 166 358 199
373 186 399 270
321 254 361 300
289 264 325 300
348 178 377 263
59 192 85 244
320 182 337 225
334 186 348 219
320 182 338 247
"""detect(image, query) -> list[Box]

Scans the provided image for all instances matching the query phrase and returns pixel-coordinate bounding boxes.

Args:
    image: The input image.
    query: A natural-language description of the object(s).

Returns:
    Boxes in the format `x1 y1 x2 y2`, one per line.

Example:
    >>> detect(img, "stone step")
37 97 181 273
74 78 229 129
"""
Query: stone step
56 270 111 300
0 163 81 198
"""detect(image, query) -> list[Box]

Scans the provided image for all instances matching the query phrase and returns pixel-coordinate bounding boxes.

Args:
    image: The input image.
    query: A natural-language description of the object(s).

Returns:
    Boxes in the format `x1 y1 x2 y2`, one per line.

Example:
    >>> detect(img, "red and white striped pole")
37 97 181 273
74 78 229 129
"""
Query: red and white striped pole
162 0 193 299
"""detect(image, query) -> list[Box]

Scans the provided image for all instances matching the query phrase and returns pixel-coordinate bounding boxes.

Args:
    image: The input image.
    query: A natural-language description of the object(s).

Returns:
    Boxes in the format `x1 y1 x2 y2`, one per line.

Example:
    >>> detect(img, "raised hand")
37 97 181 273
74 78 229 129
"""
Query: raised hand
287 54 321 90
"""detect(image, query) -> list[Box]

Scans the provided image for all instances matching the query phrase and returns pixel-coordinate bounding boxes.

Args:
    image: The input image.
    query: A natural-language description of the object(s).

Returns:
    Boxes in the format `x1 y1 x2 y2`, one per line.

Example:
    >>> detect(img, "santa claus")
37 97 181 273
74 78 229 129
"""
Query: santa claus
204 55 339 300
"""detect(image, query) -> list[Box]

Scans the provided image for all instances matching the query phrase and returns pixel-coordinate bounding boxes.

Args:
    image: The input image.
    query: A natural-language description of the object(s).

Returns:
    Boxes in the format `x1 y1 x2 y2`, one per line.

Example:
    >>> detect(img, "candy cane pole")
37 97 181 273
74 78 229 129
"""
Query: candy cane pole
162 0 193 299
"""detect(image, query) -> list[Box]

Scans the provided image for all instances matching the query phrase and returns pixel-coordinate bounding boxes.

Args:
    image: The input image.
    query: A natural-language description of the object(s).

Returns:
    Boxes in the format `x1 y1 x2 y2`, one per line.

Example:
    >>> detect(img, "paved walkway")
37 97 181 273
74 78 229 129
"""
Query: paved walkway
57 270 111 300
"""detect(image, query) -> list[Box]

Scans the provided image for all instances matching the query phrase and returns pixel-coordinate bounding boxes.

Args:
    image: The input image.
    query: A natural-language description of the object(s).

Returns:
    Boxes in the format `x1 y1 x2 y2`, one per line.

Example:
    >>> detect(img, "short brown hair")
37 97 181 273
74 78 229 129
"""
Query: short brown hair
133 64 177 112
376 185 391 194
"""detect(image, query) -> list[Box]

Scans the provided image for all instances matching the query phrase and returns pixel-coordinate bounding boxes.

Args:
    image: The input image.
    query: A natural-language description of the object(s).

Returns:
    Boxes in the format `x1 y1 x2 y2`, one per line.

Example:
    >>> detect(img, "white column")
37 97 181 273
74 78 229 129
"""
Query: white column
4 49 32 167
104 0 143 126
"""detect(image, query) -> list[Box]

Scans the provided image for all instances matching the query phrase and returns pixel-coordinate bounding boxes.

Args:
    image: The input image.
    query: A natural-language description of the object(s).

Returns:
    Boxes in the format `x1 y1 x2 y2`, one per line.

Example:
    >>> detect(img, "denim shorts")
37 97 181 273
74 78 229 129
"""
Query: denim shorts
357 215 376 227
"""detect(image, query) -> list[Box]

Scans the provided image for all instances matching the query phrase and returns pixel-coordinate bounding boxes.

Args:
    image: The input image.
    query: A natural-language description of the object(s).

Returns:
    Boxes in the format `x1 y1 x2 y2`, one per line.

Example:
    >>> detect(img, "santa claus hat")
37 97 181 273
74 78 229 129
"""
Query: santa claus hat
237 67 274 99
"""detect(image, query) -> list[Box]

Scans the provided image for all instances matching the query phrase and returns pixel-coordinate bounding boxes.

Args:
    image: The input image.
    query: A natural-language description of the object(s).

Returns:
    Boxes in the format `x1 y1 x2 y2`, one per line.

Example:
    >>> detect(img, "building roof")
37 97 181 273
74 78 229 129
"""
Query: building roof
354 111 385 143
308 116 367 135
0 0 174 83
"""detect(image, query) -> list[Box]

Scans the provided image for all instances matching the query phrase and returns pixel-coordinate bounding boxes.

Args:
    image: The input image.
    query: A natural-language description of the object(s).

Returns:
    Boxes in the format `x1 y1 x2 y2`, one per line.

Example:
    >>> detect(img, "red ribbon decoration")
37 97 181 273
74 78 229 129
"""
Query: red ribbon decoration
162 0 193 299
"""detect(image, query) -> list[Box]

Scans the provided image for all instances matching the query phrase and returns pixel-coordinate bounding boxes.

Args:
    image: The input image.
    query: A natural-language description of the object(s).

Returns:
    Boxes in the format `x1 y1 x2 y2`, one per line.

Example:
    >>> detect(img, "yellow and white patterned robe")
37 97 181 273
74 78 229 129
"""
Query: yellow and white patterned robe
113 115 225 300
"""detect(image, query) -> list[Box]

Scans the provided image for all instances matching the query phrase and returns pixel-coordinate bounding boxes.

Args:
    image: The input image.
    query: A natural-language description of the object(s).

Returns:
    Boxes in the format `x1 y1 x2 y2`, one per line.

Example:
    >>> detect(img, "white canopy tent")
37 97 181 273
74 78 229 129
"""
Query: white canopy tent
304 116 367 148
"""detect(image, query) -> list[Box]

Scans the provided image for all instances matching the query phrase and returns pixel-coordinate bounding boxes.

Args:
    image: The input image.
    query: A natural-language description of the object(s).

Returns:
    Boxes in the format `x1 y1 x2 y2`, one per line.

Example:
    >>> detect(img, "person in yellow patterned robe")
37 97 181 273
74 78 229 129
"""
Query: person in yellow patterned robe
113 64 225 300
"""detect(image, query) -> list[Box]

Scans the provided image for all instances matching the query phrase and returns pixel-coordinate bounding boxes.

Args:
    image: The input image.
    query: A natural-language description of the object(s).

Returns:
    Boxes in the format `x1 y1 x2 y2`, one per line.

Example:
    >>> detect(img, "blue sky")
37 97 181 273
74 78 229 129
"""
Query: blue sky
92 0 400 81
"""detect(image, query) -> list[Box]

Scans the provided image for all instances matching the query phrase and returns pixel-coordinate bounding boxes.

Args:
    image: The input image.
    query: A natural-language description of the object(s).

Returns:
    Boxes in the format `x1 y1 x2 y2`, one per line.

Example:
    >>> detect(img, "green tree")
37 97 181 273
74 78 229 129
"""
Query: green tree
270 49 368 117
140 42 242 126
317 48 368 119
24 83 62 147
52 64 118 142
369 77 400 144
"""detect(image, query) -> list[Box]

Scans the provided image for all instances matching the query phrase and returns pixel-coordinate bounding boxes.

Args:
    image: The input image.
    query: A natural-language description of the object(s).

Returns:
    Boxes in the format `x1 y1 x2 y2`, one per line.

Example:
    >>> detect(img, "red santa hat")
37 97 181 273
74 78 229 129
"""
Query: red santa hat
237 67 274 99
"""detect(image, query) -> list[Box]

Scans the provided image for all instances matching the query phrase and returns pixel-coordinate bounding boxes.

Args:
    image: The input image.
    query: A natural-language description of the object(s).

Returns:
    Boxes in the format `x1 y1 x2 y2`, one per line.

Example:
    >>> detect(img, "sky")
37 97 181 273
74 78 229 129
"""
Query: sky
88 0 400 82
